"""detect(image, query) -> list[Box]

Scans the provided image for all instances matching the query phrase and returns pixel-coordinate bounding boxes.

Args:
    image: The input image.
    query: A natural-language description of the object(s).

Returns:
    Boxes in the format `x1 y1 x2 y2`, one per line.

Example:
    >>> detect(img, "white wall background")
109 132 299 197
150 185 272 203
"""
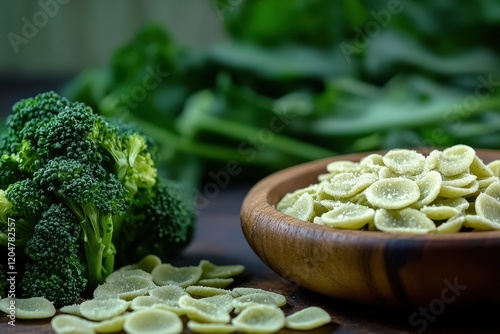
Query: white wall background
0 0 228 77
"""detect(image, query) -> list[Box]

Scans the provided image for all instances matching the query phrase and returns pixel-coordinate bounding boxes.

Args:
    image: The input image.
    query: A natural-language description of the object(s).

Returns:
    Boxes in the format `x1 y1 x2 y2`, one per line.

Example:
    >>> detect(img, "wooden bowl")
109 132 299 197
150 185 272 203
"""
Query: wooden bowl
240 149 500 307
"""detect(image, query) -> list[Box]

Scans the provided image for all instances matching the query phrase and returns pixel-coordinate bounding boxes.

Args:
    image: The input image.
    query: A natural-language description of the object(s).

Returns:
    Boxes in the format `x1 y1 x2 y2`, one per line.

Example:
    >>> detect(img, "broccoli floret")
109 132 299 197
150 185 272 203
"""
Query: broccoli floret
97 117 158 199
21 203 86 306
115 177 196 266
0 179 51 248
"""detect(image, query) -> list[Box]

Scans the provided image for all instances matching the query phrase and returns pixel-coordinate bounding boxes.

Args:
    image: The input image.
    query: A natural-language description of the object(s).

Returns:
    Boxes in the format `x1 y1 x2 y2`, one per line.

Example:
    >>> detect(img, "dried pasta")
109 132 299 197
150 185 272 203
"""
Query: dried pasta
277 145 500 233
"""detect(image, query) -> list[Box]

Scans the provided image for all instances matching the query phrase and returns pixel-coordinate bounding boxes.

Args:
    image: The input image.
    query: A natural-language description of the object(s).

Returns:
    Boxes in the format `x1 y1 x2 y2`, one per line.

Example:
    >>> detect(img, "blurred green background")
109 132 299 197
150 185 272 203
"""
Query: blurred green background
2 0 500 187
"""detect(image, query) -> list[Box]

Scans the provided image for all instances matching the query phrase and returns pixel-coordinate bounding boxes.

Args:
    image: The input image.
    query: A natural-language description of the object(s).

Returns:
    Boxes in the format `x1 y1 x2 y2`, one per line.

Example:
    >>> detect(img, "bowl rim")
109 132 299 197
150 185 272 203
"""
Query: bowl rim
243 148 500 242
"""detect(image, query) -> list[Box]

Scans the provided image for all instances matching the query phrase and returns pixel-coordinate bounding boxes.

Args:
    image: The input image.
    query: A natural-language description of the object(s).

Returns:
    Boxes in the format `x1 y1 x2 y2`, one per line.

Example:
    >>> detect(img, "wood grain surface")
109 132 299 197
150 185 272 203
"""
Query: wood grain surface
2 180 500 333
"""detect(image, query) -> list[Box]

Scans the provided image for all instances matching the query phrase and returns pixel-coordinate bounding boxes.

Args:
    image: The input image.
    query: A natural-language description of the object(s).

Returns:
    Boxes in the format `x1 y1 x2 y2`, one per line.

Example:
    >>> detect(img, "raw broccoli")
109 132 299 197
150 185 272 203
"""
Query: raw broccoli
114 177 196 266
21 204 87 306
0 91 197 305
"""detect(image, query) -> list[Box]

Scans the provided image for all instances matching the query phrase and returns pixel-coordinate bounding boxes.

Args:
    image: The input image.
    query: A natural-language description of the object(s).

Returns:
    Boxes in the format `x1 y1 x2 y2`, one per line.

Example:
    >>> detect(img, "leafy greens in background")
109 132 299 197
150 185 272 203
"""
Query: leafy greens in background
63 0 500 186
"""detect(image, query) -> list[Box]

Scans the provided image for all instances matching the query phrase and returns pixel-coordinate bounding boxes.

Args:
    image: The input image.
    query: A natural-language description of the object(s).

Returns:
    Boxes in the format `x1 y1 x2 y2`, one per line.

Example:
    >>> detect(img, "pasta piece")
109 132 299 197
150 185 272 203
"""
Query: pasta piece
365 178 420 209
420 198 468 220
199 259 245 279
79 298 129 321
232 293 282 314
232 304 285 334
105 268 152 283
439 180 479 198
414 170 442 207
51 314 95 334
374 208 436 233
0 297 56 319
118 254 162 273
152 263 202 288
484 181 500 201
187 321 236 334
281 192 315 222
436 215 465 233
437 145 475 176
186 286 234 298
231 288 287 307
317 203 374 229
275 185 317 211
487 160 500 177
148 285 187 314
92 313 129 333
359 153 385 173
463 214 500 231
474 193 500 227
93 276 156 300
326 160 359 173
285 306 331 330
470 155 495 178
178 295 231 324
441 173 477 188
130 296 167 311
59 303 82 317
382 149 425 175
123 308 183 334
323 172 377 199
195 278 234 289
199 295 235 314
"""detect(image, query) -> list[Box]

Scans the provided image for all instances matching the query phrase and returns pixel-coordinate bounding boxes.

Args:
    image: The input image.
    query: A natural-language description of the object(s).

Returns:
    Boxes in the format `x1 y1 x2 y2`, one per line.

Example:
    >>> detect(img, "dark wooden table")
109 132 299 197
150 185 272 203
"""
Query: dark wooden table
1 183 500 333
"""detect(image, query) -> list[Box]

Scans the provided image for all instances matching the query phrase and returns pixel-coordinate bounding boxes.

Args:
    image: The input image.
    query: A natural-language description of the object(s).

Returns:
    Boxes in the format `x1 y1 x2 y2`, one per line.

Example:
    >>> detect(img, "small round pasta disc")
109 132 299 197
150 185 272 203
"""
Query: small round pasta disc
382 149 425 175
414 170 442 207
318 203 374 229
326 160 359 173
474 193 500 226
232 304 285 334
487 160 500 177
59 304 82 317
92 313 129 333
365 178 420 209
0 297 56 319
323 172 377 199
374 208 436 233
186 286 234 298
232 293 281 314
106 269 152 283
439 180 479 198
470 155 494 178
148 285 187 314
79 298 129 321
199 295 235 314
178 295 231 324
123 308 183 334
130 296 167 311
441 173 477 188
285 306 331 330
437 145 475 176
50 314 95 334
231 288 286 307
463 214 500 231
275 185 317 211
359 153 385 173
282 192 315 222
436 215 465 233
93 276 156 300
420 198 468 221
199 259 245 279
484 181 500 201
152 263 202 287
118 254 162 273
187 320 236 334
195 278 234 289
